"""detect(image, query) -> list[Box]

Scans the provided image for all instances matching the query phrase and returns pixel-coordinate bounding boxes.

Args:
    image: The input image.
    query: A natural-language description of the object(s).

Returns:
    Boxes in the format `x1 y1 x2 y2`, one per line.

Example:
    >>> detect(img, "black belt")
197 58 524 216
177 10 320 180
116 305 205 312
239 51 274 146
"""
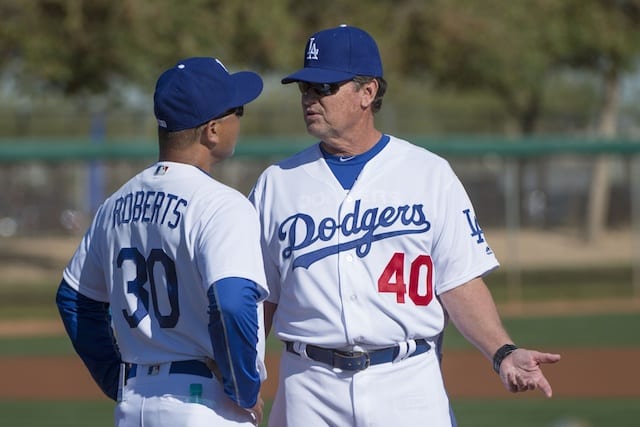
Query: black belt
285 339 430 371
126 359 213 380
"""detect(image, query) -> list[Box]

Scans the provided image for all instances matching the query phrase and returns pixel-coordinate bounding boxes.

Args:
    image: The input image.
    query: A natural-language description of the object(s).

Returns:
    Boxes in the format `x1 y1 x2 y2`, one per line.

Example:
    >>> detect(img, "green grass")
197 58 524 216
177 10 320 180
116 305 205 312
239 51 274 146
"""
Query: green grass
0 281 59 320
0 263 636 320
0 398 637 427
1 274 638 427
0 400 272 427
487 265 635 302
451 398 640 427
0 400 114 427
0 312 637 427
2 312 638 357
0 305 60 320
442 312 640 349
0 335 74 356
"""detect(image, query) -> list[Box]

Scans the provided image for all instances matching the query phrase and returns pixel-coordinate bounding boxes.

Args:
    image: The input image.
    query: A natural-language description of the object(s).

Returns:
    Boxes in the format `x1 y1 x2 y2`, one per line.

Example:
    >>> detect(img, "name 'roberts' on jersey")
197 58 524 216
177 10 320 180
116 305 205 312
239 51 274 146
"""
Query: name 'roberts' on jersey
112 190 188 229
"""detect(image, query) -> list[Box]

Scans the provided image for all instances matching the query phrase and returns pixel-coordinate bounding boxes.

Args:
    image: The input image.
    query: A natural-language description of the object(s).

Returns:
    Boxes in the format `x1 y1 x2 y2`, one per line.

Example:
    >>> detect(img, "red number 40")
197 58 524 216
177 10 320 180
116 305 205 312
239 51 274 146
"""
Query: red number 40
377 252 434 306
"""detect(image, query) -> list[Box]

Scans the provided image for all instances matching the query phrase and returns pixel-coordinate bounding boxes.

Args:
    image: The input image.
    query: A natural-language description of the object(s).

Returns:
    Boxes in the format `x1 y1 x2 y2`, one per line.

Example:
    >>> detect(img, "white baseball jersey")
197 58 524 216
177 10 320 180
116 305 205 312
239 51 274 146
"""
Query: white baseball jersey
63 161 269 364
250 135 498 348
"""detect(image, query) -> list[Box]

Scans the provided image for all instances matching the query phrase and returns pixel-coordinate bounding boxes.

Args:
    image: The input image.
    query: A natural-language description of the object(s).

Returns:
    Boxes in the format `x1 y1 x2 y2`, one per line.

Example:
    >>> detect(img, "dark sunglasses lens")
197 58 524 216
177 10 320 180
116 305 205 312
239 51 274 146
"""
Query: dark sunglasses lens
317 84 334 96
298 82 339 96
297 82 309 93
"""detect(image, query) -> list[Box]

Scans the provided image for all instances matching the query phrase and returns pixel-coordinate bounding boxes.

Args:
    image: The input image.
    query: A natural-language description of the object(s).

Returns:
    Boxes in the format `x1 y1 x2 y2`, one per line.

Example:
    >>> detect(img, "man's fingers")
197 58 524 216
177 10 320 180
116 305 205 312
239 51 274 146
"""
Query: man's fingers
536 352 562 364
502 349 559 397
537 376 553 398
250 396 264 425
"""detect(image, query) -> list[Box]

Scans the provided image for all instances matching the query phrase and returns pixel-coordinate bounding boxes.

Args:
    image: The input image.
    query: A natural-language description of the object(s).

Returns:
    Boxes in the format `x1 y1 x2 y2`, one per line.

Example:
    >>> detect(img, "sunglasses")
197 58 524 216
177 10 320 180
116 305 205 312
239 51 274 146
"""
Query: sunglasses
214 105 244 120
297 81 350 97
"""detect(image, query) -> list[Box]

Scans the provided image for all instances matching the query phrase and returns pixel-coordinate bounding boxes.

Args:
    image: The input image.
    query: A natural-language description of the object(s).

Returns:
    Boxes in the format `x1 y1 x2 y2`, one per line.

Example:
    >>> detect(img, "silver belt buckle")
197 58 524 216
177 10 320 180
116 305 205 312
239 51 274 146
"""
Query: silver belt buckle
335 350 370 371
360 352 371 370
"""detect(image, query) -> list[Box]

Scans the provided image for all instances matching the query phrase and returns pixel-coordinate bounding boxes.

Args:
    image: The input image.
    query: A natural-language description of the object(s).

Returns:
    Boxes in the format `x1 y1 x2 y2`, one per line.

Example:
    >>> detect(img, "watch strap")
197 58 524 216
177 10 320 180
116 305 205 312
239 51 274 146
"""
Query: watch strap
492 344 518 373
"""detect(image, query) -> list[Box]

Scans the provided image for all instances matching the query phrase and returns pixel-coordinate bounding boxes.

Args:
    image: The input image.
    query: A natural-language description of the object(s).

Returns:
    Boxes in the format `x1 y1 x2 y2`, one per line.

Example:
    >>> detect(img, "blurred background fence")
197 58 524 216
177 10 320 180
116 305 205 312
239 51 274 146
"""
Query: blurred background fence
1 136 638 234
1 134 639 305
2 0 640 309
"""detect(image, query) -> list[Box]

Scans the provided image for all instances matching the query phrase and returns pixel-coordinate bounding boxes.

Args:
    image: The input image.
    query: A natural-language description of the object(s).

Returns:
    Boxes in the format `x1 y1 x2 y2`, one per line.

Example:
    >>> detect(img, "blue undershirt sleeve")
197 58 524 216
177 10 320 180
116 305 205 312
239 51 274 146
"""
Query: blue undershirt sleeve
207 277 261 408
55 279 121 401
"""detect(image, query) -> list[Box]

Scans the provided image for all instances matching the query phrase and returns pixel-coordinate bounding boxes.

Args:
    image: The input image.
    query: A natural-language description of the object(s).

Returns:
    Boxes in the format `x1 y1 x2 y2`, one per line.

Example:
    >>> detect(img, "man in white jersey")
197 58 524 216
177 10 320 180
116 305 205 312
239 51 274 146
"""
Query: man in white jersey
249 25 561 426
56 57 269 426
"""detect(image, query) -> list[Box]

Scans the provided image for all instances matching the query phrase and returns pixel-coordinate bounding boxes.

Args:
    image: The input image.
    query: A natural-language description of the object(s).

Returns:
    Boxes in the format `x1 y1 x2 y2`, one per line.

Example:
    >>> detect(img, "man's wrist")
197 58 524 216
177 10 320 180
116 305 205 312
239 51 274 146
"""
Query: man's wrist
492 344 518 373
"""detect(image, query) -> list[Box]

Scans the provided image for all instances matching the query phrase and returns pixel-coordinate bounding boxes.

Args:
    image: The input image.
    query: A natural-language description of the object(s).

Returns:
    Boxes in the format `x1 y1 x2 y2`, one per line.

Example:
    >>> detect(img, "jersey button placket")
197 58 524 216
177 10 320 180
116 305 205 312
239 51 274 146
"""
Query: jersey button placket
339 196 357 345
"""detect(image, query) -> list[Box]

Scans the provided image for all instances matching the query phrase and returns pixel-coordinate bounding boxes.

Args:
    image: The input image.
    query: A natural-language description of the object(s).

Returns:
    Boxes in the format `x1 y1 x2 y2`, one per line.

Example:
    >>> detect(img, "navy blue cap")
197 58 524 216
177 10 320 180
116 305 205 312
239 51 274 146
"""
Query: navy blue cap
282 25 383 84
154 57 263 132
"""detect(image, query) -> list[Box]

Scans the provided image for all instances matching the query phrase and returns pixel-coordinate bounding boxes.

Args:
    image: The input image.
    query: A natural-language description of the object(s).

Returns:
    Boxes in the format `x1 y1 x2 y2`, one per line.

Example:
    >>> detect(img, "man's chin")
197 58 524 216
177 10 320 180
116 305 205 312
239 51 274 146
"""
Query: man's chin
305 121 324 138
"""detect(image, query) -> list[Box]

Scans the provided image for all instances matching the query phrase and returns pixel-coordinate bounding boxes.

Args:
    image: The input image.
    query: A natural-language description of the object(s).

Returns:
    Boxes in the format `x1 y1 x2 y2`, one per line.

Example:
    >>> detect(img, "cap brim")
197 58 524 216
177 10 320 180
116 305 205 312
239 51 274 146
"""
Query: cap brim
230 71 264 106
281 68 356 84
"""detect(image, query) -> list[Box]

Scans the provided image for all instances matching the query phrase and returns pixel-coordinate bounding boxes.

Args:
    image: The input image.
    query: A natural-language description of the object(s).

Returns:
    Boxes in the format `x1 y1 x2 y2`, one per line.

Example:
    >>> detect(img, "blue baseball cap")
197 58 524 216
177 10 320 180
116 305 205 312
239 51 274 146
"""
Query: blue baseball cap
154 57 263 132
282 25 383 84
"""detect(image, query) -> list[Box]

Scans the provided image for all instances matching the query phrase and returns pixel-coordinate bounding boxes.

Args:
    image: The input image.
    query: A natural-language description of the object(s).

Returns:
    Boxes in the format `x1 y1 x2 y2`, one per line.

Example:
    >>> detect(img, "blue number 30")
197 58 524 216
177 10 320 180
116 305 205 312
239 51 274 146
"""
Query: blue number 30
117 247 180 329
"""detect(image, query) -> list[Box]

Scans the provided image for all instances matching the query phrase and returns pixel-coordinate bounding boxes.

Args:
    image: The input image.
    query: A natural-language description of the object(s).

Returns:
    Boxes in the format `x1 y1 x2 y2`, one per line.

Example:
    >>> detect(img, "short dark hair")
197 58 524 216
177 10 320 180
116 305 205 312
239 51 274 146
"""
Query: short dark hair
352 76 387 113
158 123 205 152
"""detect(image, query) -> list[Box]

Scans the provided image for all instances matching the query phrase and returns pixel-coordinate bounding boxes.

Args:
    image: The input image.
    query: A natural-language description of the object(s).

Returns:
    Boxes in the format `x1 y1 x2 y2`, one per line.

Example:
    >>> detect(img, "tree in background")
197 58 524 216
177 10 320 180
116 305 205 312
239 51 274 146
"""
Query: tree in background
0 1 23 67
556 0 640 240
396 0 565 135
16 1 134 94
8 1 300 93
384 0 640 237
3 0 640 236
394 0 569 230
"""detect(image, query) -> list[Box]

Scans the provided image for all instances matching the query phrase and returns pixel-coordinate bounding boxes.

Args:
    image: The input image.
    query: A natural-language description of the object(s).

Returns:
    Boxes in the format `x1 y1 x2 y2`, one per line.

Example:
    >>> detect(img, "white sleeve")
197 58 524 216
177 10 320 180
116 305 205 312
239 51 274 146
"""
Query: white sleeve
195 195 268 300
432 168 499 294
62 205 110 302
248 177 281 305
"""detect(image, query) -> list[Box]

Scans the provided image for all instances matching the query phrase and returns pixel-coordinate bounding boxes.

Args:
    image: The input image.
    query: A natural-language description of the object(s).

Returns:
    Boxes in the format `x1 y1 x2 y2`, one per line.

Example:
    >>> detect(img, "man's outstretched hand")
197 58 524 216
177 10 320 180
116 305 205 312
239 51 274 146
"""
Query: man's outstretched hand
499 348 561 397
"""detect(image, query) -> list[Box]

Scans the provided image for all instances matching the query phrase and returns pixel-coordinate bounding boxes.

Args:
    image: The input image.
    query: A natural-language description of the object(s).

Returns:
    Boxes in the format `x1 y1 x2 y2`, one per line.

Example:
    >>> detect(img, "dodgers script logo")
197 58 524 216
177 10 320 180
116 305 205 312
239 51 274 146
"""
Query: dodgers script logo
279 200 431 269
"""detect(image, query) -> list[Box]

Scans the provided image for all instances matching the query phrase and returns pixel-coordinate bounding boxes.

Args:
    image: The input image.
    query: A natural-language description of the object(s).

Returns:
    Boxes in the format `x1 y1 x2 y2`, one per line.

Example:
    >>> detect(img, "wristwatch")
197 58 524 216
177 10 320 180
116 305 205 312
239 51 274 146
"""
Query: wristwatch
492 344 518 373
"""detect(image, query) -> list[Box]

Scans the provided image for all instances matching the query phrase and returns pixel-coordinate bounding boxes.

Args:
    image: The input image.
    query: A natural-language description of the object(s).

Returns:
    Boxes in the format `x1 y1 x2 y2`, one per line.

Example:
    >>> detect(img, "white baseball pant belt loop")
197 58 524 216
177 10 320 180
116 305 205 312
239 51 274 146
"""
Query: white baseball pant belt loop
393 339 417 363
292 341 310 359
284 339 431 371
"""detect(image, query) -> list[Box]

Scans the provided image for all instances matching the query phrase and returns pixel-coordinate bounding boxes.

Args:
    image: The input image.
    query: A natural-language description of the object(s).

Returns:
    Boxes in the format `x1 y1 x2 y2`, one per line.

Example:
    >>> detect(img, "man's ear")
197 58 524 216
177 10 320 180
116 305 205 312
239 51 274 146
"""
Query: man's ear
200 120 218 149
360 79 378 109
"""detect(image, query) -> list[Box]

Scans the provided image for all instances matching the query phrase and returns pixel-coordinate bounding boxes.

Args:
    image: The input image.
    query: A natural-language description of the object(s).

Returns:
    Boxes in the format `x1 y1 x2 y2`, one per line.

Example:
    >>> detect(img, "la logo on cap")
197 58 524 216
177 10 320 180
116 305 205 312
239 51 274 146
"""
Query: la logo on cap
306 37 319 60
